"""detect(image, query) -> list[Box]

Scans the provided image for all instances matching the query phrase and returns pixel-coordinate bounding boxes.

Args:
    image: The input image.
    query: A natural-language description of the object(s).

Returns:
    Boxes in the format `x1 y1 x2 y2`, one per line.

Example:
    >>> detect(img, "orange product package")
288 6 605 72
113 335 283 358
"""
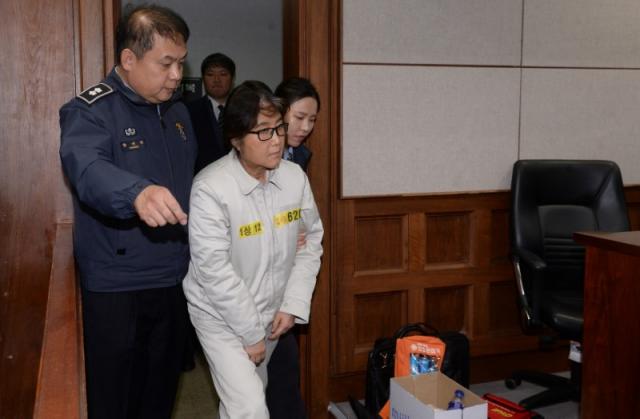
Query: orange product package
378 335 447 419
394 335 446 377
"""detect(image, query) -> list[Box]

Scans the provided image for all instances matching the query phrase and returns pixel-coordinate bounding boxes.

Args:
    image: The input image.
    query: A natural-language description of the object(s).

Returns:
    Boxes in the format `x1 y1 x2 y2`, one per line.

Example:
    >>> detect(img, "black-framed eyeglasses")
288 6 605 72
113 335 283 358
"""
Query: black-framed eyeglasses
248 123 288 141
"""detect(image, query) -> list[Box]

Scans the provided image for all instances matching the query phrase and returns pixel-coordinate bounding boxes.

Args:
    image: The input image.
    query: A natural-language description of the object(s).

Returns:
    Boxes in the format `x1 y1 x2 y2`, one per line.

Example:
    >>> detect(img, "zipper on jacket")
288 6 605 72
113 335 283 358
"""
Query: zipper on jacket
157 105 175 188
157 103 182 282
157 104 167 129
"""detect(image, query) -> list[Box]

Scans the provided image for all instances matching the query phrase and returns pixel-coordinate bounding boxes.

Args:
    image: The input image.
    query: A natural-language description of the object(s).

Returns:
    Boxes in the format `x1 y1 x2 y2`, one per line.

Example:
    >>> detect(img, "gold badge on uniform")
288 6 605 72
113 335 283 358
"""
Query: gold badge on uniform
120 139 145 151
176 122 187 141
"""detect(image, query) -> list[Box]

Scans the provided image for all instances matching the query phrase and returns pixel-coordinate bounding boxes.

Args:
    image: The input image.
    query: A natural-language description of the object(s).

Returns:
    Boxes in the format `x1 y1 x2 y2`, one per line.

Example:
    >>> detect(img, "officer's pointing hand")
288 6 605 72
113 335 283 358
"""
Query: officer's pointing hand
134 185 188 227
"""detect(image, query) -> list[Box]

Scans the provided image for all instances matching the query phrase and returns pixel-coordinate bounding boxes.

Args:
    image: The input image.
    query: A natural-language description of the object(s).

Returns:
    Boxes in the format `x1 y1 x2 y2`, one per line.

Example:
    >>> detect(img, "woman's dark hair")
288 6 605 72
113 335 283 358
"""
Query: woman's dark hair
116 4 190 63
274 77 321 112
201 52 236 78
224 81 284 143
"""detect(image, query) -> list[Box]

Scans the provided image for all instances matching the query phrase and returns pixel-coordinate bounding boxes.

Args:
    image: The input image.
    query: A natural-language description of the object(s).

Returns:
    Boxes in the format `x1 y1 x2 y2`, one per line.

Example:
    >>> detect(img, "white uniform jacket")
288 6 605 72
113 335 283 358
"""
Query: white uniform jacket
183 150 324 347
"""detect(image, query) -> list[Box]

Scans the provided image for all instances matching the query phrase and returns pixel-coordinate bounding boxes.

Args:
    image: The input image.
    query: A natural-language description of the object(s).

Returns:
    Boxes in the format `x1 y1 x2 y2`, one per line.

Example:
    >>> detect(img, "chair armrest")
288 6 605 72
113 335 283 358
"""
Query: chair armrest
512 255 545 334
514 248 546 271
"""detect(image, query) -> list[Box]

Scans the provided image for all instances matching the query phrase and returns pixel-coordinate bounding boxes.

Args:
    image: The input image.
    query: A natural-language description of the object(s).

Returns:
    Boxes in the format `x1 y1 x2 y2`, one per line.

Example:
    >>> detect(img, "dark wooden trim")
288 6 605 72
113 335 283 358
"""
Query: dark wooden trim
282 0 341 416
34 223 86 419
306 1 340 416
77 0 107 91
104 0 118 71
282 0 304 80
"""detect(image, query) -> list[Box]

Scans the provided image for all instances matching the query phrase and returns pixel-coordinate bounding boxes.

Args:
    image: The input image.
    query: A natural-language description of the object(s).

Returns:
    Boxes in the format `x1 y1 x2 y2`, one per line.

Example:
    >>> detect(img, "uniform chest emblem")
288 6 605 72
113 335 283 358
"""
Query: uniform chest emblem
124 127 136 137
175 122 187 141
120 139 145 151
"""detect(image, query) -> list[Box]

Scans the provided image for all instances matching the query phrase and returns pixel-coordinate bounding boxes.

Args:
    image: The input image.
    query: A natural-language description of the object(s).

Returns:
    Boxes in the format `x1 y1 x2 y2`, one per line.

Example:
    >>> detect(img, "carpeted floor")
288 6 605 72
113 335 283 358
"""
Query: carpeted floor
172 350 219 419
470 371 579 419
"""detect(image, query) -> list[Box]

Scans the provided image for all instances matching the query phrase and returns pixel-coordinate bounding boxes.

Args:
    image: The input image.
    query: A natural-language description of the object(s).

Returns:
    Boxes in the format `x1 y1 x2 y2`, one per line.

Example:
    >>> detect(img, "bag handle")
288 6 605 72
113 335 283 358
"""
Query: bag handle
392 322 439 340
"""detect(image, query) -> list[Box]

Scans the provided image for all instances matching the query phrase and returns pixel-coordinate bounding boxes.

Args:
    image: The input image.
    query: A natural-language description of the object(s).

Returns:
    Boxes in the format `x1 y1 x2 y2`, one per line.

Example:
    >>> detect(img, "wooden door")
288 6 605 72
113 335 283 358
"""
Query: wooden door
0 0 115 416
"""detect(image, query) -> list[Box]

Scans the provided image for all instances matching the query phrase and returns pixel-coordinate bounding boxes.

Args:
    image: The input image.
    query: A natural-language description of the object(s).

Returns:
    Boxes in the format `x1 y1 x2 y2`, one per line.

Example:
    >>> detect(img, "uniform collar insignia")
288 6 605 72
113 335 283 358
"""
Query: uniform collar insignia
77 82 114 105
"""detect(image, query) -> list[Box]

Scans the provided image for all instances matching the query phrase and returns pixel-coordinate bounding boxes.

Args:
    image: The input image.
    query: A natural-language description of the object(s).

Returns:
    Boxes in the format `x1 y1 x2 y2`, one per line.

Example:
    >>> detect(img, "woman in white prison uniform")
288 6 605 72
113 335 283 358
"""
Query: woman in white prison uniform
182 80 323 419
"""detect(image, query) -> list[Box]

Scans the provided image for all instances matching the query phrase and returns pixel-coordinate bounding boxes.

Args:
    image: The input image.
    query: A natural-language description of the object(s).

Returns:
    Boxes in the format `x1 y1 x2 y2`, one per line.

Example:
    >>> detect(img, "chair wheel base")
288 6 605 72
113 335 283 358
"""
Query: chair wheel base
505 377 521 389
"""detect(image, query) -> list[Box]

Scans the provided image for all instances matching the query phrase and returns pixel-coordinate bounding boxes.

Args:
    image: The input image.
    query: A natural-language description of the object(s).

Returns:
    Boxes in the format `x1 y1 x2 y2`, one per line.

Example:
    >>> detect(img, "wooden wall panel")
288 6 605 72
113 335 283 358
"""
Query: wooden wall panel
328 187 640 406
424 286 468 332
425 212 471 268
490 209 510 265
335 193 516 379
339 290 408 373
471 283 491 340
489 281 521 335
354 215 407 274
354 292 406 346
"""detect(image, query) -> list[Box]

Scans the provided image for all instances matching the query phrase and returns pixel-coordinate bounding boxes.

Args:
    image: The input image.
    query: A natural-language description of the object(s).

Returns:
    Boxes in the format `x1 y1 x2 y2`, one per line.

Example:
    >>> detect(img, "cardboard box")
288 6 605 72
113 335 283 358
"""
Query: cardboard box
390 372 487 419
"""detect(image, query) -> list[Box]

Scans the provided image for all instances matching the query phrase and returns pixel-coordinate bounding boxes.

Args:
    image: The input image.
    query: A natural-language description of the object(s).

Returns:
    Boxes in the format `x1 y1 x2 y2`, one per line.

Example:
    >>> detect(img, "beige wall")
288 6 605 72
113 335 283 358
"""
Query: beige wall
126 0 283 88
342 0 640 197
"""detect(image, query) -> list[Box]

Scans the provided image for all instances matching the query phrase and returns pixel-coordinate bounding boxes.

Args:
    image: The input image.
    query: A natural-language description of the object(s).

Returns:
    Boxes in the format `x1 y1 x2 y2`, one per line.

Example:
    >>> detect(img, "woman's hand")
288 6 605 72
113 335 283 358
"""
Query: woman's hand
296 231 306 250
244 340 266 365
268 311 295 340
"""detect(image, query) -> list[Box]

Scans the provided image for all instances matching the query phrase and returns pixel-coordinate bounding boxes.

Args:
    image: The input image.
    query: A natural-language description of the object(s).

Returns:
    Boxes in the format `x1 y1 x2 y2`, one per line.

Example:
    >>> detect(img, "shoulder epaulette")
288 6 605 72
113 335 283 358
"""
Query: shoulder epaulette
77 83 114 105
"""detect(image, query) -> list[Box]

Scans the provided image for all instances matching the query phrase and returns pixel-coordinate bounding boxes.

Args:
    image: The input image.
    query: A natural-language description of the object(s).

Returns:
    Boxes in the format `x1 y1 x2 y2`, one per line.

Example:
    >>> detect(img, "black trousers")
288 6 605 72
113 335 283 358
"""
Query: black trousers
82 284 188 419
266 329 307 419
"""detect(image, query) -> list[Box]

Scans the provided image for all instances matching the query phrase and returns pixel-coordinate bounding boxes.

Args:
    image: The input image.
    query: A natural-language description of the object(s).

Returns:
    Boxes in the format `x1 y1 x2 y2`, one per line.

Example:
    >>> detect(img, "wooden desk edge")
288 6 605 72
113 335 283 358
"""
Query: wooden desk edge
574 230 640 257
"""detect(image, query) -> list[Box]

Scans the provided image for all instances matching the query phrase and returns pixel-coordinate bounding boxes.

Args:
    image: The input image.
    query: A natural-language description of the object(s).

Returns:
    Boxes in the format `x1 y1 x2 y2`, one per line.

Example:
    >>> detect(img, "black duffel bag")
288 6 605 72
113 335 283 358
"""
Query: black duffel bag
362 322 470 417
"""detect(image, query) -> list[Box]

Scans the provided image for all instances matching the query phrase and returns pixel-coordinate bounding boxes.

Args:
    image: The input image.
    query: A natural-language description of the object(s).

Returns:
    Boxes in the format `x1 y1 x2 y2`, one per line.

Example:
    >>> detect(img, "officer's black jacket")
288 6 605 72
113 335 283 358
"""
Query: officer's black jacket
59 68 197 292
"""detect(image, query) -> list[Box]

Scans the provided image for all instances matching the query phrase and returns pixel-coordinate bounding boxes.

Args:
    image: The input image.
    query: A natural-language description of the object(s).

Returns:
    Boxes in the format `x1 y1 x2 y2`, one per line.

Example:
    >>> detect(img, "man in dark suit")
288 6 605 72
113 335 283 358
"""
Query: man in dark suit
186 52 235 173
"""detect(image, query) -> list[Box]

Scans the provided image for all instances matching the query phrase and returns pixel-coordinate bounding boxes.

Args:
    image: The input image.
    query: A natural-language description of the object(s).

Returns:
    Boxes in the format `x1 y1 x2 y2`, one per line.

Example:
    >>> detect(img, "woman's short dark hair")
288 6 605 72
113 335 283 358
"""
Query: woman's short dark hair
116 4 190 63
274 77 321 112
224 81 284 144
201 53 236 78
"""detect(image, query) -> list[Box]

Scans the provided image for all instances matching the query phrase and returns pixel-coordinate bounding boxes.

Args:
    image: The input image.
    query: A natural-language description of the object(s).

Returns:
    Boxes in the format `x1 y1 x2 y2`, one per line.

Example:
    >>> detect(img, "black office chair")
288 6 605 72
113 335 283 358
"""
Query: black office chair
507 159 629 410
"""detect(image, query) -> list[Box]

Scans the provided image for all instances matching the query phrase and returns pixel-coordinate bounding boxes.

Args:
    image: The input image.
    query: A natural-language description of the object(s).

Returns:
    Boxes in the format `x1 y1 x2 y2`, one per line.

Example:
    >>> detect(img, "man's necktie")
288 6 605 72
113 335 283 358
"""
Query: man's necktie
285 147 294 161
217 105 224 129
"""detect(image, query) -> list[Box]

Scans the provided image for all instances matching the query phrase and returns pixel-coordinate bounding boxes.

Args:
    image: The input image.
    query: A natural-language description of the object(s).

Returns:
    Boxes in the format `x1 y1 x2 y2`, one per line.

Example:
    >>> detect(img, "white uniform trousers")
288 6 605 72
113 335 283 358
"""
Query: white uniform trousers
190 307 278 419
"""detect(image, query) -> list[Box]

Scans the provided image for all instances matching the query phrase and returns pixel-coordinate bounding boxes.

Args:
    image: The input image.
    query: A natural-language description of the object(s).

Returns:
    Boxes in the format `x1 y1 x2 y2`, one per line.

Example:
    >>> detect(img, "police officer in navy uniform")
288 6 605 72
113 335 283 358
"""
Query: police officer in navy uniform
59 5 195 419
